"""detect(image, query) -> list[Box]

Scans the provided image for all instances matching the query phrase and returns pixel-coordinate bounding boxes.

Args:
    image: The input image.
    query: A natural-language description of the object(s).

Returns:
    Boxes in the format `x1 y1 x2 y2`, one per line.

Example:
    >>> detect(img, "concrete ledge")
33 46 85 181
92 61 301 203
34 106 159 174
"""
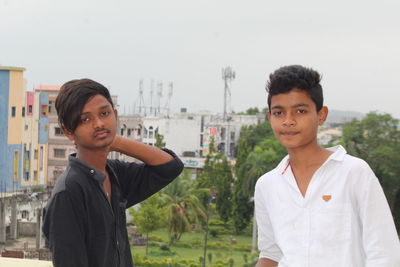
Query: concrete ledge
0 257 52 267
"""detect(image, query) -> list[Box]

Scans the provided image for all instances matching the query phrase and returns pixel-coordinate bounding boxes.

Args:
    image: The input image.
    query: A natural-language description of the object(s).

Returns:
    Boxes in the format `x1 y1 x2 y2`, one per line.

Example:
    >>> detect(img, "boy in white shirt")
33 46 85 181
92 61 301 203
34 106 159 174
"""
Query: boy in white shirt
255 65 400 267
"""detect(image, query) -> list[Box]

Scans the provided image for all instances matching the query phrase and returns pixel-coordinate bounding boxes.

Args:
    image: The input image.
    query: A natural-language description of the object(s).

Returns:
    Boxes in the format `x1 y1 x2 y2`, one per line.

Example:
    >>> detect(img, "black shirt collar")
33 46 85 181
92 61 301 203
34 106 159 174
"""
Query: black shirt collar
68 153 106 183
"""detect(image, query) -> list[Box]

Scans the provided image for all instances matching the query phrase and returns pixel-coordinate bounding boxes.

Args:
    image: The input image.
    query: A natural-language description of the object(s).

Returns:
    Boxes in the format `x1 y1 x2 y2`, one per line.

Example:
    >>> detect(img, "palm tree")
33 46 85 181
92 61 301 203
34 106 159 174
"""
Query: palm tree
161 170 208 245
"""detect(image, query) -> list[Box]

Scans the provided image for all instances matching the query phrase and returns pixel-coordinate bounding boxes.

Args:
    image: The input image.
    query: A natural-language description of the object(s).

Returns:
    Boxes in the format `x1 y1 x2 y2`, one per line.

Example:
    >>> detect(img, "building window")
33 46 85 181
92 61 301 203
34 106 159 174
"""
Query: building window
22 107 25 117
11 106 16 117
13 151 19 182
28 105 33 113
41 105 48 116
34 149 38 160
54 148 66 158
34 171 38 181
25 124 28 131
54 127 64 136
24 172 30 181
149 126 154 139
40 147 43 170
127 129 131 136
21 211 29 219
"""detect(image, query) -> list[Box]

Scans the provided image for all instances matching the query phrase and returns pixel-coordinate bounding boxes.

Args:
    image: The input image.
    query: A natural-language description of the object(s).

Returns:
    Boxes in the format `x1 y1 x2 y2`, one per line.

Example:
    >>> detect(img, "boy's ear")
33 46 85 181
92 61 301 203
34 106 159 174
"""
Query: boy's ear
318 106 329 125
267 110 271 121
114 108 118 119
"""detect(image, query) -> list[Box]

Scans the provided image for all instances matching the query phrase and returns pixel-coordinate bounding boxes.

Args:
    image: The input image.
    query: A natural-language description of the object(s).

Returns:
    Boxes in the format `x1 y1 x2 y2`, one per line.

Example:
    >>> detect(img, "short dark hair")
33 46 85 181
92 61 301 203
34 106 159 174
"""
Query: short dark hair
266 65 323 111
55 78 114 133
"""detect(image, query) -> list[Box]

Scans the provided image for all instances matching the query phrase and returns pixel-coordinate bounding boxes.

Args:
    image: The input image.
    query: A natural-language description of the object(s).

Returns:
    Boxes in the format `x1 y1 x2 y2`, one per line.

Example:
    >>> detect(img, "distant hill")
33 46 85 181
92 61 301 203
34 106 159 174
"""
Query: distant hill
326 110 365 124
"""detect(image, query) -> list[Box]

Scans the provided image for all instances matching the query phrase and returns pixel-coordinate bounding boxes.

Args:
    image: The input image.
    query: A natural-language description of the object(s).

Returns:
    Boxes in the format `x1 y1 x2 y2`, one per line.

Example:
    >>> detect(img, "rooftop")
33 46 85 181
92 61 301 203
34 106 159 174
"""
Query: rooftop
0 66 26 72
34 85 61 92
0 257 52 266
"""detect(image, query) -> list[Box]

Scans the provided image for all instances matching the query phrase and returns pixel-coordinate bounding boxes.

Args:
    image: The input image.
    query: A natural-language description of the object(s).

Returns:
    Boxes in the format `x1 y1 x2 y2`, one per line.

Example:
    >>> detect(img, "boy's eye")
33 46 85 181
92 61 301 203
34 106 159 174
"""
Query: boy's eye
101 111 111 117
297 109 307 114
272 111 282 116
80 117 90 124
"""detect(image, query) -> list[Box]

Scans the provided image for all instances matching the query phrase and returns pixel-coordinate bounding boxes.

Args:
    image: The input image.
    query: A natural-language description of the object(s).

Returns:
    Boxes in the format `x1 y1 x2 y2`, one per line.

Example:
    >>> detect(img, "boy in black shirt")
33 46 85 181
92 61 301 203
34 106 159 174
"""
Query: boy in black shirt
43 79 183 267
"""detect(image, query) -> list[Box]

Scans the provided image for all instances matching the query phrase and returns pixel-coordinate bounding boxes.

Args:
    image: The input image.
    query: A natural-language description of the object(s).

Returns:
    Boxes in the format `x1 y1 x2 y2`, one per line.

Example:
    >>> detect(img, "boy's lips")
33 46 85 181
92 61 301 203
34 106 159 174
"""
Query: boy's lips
94 129 110 138
280 131 300 136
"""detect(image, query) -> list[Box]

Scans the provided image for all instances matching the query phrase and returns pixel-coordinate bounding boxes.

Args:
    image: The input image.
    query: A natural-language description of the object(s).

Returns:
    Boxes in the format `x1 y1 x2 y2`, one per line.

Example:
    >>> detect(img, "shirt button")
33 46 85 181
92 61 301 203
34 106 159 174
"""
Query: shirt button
90 170 94 174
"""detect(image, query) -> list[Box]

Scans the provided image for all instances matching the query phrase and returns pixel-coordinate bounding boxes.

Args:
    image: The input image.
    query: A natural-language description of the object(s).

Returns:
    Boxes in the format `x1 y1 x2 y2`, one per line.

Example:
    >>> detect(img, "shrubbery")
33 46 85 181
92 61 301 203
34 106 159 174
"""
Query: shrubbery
133 253 234 267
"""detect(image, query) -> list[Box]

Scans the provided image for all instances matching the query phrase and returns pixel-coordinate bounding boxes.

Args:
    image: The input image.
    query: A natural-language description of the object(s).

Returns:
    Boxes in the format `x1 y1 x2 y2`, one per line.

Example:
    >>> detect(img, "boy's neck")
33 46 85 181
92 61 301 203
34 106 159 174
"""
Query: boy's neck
76 148 109 174
287 142 332 169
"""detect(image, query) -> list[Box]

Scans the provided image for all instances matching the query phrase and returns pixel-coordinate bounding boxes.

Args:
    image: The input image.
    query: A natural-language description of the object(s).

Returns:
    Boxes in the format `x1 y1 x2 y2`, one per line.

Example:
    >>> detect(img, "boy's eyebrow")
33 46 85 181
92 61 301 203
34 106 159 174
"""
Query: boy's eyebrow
80 105 111 116
292 103 310 108
270 105 284 110
270 103 310 110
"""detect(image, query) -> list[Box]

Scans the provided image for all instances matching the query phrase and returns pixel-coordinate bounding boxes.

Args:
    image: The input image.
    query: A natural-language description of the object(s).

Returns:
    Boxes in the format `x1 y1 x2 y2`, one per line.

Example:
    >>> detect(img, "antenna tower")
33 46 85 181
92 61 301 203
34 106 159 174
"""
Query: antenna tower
222 66 235 121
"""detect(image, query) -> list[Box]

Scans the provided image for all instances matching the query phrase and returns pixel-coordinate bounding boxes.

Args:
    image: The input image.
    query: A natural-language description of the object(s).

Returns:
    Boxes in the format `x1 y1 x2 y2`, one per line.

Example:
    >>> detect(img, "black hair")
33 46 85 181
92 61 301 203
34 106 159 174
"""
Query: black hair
266 65 323 111
55 78 114 133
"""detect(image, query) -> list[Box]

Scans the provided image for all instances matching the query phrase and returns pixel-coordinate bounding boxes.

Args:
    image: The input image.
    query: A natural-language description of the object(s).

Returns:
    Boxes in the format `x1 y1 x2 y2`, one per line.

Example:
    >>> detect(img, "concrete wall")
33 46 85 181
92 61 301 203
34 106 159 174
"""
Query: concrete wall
18 221 37 236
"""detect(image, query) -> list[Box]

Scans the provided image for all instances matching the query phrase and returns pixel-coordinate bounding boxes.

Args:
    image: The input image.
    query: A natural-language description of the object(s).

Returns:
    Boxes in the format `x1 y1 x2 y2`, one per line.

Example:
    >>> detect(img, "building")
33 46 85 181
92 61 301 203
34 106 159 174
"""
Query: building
0 66 27 192
34 85 74 187
20 90 49 187
201 112 263 157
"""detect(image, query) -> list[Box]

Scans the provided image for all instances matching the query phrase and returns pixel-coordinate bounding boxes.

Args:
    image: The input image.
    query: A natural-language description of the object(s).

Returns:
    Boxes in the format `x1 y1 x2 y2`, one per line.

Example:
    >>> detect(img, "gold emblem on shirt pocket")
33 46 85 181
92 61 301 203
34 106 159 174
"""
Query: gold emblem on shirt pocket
322 195 332 202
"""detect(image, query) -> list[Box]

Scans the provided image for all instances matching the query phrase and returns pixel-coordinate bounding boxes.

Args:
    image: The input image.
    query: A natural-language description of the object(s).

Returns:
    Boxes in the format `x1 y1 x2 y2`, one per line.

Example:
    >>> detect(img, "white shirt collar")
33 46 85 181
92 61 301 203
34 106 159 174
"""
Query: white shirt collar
277 145 347 175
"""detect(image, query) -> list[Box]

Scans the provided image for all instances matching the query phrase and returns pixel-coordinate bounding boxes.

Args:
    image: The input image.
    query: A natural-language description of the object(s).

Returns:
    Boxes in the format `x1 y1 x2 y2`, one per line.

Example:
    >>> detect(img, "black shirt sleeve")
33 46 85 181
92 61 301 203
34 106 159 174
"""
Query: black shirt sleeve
109 148 184 207
42 191 89 267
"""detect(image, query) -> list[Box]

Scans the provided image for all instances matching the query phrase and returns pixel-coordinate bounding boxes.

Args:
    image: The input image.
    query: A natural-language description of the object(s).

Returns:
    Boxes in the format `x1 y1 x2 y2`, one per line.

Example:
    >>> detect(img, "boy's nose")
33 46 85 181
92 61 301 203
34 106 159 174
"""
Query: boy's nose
92 116 105 129
283 115 296 126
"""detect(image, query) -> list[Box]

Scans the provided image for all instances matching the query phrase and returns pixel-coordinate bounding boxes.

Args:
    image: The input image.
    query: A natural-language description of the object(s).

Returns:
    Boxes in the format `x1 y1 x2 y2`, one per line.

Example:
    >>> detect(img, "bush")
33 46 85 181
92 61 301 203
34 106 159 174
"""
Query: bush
148 234 166 242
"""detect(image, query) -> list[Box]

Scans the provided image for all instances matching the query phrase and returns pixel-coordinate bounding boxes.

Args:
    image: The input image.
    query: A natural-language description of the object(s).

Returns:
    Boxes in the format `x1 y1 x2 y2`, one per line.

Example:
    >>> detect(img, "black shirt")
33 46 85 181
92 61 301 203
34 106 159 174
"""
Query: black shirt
42 149 183 267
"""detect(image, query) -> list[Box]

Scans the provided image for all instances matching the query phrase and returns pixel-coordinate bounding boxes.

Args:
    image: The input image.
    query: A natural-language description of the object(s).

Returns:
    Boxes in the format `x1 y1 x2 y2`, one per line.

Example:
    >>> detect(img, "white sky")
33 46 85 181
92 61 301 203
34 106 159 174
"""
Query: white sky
1 0 399 118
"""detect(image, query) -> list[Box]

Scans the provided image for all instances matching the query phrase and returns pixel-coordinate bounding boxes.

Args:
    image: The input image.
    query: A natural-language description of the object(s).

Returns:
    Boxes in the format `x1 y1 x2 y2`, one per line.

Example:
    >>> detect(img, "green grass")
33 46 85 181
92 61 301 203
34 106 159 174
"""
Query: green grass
131 230 257 267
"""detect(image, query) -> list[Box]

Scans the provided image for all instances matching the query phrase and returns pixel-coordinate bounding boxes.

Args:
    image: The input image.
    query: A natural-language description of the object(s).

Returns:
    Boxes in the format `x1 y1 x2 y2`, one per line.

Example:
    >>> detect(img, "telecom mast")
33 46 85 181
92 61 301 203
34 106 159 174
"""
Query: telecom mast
222 66 235 121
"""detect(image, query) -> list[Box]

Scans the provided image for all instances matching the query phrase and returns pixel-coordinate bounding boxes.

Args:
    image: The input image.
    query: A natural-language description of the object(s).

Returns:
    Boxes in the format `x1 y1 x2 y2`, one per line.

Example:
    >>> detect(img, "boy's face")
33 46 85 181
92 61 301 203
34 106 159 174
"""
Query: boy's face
268 88 327 150
64 94 117 151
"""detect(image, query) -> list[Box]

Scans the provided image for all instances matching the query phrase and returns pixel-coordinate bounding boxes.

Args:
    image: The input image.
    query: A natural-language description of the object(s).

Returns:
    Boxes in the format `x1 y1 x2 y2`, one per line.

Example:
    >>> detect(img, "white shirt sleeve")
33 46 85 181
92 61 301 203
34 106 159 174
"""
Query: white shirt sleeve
355 162 400 267
255 178 283 263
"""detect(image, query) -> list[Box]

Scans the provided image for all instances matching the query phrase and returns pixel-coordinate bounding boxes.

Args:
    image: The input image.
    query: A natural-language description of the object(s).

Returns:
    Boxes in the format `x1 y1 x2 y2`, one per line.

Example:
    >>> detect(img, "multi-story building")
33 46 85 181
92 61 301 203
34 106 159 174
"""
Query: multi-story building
34 85 75 187
141 109 263 159
0 66 49 192
0 66 27 192
20 91 49 187
201 113 263 157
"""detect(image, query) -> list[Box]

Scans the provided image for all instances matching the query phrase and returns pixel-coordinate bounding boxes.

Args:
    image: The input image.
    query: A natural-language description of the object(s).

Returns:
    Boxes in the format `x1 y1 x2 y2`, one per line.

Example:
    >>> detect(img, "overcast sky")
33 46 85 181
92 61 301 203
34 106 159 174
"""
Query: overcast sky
1 0 399 118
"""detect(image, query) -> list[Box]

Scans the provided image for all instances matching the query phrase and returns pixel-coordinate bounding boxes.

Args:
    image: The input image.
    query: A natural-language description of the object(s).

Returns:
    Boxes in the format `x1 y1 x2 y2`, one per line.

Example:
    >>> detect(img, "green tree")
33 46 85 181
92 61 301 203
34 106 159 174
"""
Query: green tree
232 122 279 233
342 112 400 231
197 138 233 222
155 133 165 148
130 193 165 255
161 170 207 245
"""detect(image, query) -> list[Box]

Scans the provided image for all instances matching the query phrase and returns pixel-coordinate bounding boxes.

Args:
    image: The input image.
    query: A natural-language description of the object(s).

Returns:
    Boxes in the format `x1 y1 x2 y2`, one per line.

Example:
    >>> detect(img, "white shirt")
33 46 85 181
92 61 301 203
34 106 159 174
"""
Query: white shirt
255 145 400 267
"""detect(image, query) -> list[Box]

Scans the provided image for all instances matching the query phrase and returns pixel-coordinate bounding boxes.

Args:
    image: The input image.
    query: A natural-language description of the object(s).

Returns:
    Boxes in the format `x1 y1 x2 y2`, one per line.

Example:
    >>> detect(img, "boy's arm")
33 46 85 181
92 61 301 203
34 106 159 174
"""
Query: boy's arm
255 258 278 267
110 135 173 165
255 179 283 264
356 163 400 267
108 136 184 206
